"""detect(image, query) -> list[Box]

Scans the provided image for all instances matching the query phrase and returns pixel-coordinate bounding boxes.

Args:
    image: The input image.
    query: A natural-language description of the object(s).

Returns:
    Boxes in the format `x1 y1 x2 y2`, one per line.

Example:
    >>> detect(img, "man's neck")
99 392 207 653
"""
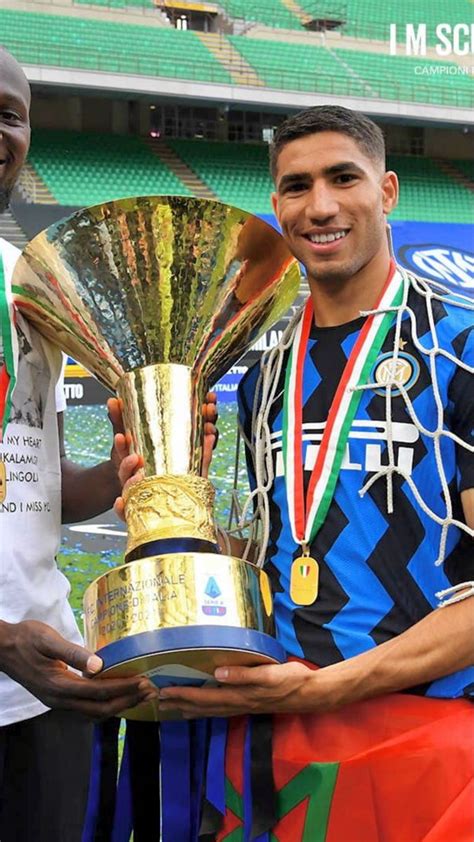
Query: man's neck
308 249 393 328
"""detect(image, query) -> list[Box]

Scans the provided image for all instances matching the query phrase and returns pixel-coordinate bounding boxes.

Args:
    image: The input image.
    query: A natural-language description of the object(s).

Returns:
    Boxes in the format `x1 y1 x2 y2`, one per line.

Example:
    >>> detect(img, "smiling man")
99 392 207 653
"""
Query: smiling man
159 107 474 841
0 48 157 842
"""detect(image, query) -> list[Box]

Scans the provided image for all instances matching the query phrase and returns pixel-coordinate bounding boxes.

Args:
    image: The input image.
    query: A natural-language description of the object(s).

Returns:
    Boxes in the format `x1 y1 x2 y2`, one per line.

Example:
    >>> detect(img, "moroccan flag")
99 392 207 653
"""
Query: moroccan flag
217 693 473 841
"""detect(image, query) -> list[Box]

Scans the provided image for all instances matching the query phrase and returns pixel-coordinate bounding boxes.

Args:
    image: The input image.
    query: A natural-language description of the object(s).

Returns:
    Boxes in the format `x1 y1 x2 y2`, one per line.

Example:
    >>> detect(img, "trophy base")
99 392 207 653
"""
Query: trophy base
96 625 286 721
83 551 285 720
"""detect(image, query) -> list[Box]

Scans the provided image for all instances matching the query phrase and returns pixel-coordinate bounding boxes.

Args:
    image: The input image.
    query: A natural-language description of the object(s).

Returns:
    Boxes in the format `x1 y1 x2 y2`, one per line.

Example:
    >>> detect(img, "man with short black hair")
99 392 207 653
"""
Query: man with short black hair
159 106 474 840
269 103 386 178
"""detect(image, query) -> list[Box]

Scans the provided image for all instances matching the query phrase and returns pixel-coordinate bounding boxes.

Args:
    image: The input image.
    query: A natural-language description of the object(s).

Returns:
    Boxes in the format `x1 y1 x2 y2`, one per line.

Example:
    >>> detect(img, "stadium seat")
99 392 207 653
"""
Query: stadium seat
333 48 472 109
3 8 470 109
451 159 474 184
167 139 275 214
229 36 472 107
0 9 231 83
387 155 473 223
28 130 190 206
298 0 471 43
220 0 304 31
74 0 155 8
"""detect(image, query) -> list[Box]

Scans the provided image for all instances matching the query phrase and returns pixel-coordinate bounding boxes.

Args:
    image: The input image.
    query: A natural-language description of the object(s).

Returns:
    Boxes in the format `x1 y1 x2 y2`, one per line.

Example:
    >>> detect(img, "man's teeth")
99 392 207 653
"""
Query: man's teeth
309 231 347 244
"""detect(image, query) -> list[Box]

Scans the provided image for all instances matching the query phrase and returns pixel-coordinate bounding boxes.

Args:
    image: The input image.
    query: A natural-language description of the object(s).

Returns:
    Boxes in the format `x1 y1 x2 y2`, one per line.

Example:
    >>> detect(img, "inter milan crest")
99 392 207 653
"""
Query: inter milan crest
372 350 420 396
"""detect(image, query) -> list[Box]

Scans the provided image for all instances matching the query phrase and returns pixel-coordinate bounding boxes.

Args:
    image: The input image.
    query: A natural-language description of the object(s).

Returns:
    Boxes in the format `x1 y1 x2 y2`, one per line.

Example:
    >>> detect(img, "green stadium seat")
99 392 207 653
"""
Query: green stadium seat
388 155 473 223
2 8 470 108
28 130 190 206
168 139 275 214
229 36 472 107
333 48 472 109
0 9 231 83
451 159 474 184
298 0 472 43
228 36 362 96
74 0 154 8
220 0 304 30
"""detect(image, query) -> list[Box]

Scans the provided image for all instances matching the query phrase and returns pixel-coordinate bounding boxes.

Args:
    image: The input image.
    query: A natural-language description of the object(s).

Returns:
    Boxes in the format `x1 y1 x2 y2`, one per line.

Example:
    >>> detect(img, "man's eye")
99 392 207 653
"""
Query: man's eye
335 173 357 184
1 111 20 122
283 182 307 193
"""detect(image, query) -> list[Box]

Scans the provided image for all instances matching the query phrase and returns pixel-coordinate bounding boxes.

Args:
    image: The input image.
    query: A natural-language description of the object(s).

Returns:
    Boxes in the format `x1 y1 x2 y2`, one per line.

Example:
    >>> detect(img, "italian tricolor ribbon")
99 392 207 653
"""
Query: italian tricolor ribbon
282 260 405 551
0 251 18 440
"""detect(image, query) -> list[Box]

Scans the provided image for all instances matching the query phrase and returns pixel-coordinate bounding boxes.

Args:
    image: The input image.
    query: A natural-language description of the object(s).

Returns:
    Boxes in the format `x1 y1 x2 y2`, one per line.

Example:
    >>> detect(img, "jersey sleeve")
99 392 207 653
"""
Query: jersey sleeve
448 325 474 492
237 363 260 492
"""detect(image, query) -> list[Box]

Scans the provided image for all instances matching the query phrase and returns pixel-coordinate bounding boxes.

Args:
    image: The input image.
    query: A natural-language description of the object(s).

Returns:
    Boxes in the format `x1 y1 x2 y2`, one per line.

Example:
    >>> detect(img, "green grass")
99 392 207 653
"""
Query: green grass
58 402 248 618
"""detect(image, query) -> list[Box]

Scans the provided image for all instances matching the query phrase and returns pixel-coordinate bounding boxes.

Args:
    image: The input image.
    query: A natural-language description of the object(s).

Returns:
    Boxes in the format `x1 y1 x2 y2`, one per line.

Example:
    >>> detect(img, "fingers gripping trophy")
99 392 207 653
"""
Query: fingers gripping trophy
12 196 301 719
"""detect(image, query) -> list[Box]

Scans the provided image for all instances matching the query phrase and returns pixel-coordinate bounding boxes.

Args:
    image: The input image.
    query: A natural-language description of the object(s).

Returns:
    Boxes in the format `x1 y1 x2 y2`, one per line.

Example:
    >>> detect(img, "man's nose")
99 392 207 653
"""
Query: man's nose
305 183 339 221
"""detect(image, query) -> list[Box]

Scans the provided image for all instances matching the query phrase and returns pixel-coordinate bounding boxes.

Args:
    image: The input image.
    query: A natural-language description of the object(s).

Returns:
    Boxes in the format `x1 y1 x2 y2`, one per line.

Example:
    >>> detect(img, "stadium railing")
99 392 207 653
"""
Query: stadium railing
8 38 471 110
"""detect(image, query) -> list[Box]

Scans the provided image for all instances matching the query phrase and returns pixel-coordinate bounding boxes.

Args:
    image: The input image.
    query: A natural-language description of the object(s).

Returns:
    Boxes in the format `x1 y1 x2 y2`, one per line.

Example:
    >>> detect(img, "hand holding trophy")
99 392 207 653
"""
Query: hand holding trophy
12 196 301 720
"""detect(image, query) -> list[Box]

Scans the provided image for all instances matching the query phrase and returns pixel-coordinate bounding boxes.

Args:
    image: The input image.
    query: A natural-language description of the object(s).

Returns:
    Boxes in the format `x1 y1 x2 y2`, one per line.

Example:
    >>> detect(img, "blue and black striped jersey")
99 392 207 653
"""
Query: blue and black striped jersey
238 278 474 699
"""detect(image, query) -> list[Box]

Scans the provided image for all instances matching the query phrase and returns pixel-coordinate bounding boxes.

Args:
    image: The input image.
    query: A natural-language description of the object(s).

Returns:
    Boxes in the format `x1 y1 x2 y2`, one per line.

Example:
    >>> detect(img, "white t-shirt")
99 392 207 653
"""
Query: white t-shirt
0 237 82 726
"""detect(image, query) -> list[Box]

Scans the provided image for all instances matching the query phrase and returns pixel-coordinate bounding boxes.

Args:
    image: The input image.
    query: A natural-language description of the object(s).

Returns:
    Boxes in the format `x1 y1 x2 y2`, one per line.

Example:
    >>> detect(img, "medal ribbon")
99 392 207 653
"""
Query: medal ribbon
0 251 19 439
282 261 404 550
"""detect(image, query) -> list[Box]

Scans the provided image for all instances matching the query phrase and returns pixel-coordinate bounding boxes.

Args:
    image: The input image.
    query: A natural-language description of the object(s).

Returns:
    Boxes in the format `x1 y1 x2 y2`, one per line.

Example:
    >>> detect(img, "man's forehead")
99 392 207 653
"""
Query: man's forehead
275 131 375 178
0 51 30 106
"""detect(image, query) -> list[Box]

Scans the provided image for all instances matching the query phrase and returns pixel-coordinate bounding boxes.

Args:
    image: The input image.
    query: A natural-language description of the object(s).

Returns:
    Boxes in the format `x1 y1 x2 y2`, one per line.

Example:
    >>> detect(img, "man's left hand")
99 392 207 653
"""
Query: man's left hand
107 397 136 475
158 661 316 718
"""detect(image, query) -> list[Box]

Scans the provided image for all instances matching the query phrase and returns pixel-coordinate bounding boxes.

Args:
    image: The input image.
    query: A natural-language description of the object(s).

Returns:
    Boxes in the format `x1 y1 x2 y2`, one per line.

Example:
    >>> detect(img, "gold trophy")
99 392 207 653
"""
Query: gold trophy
12 196 300 720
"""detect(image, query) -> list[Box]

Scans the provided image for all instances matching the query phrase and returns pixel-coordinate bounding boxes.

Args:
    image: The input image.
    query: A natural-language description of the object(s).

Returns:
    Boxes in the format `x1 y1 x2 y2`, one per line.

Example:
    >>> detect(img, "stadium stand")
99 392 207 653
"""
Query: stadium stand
28 130 190 206
452 159 474 184
168 138 275 213
331 48 473 108
229 37 472 106
1 8 470 109
23 130 472 223
387 155 473 224
74 0 155 7
298 0 473 43
0 9 231 83
228 36 363 96
207 0 474 43
219 0 304 31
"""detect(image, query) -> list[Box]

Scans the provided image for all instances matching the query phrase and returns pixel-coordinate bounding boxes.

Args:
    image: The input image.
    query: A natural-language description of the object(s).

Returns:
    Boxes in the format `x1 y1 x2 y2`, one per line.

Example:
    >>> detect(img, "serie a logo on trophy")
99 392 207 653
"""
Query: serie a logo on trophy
12 196 300 720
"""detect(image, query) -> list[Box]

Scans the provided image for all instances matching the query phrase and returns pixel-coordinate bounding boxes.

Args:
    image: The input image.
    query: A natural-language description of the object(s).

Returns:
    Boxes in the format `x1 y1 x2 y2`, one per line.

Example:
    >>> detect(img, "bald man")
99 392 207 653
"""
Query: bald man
0 49 155 841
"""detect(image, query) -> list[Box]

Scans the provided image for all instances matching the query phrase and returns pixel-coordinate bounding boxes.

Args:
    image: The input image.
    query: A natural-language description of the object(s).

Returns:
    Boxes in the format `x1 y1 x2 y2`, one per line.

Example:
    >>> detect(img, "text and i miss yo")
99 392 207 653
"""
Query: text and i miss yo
389 24 473 57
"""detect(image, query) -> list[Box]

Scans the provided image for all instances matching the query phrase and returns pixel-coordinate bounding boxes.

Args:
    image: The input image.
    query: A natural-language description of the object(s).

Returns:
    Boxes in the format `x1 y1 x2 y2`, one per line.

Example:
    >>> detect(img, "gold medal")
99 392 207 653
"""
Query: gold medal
290 555 319 606
283 267 404 610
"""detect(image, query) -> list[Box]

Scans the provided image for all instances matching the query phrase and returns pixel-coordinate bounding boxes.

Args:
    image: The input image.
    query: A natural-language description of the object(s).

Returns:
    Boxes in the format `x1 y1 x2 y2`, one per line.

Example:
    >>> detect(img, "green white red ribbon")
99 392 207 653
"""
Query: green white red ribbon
0 251 18 440
282 261 404 550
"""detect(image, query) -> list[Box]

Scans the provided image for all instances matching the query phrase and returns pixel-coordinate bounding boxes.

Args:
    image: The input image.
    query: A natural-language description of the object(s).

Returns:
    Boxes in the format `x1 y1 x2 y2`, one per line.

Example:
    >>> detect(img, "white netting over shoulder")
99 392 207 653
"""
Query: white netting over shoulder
229 267 474 605
357 269 474 566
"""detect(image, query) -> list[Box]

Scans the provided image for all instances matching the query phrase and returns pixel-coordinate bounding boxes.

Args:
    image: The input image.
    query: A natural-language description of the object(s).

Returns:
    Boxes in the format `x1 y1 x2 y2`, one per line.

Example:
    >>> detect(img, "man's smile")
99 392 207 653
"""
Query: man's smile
301 226 351 255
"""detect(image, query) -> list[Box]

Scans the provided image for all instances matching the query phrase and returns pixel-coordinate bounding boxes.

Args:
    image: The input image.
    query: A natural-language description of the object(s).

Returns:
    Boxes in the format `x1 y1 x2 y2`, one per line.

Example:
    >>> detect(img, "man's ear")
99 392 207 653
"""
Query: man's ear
271 191 279 219
382 171 399 216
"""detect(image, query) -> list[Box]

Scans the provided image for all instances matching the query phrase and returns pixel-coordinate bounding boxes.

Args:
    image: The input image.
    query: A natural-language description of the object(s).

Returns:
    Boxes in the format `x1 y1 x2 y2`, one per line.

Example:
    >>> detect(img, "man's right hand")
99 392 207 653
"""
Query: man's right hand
0 620 157 719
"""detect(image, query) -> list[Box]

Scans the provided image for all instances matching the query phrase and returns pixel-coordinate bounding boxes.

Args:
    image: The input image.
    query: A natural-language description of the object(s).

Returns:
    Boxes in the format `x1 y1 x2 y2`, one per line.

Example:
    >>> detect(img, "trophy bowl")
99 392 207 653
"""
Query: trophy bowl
12 195 301 719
